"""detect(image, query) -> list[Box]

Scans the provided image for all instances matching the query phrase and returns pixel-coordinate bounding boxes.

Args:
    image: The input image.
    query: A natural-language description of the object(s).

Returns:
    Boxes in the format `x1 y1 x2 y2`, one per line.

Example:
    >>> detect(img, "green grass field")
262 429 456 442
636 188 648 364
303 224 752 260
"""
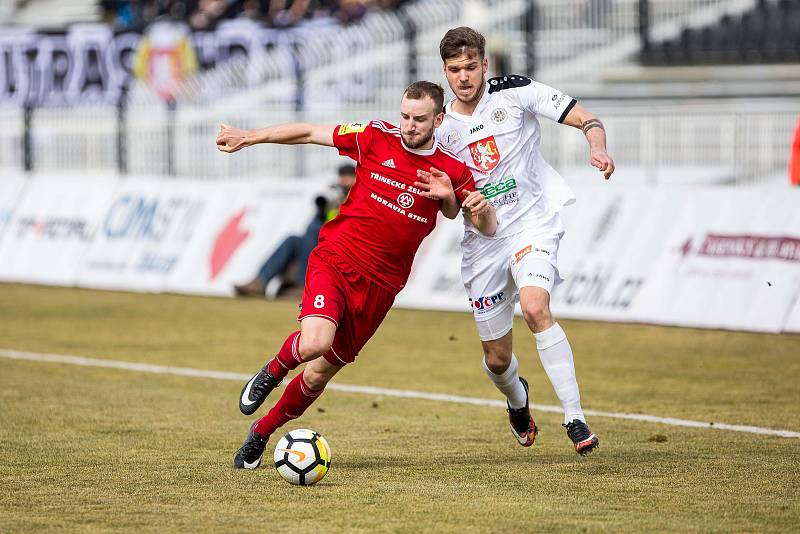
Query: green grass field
1 283 799 532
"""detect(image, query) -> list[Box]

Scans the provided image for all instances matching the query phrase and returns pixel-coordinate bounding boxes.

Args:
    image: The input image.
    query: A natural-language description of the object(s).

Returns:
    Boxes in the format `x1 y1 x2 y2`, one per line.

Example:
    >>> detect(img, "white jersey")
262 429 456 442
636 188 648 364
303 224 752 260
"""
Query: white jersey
437 75 577 239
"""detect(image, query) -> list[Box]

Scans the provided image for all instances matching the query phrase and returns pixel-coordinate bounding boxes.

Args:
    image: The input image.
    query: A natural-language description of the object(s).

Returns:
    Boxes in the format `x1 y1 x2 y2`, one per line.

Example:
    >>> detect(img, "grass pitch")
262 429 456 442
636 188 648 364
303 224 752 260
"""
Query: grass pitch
1 283 799 533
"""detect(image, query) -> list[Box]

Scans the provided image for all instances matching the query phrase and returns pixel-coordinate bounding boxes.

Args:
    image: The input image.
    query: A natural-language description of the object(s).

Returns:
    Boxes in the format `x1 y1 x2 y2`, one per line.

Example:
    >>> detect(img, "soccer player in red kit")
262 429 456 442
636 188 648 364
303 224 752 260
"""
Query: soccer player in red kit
216 81 498 469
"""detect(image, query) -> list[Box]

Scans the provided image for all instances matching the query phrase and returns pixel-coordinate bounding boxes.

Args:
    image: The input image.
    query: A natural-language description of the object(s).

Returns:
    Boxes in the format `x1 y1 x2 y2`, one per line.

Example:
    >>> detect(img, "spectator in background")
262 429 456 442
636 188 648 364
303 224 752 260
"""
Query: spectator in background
331 0 367 24
267 0 311 27
189 0 244 30
104 0 412 32
234 164 356 298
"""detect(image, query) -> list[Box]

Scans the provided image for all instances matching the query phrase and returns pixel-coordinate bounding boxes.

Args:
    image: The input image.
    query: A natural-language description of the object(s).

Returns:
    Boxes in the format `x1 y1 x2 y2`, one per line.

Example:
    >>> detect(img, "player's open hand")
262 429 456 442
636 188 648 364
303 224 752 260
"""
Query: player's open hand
415 167 455 201
216 123 252 153
591 150 615 180
462 190 489 217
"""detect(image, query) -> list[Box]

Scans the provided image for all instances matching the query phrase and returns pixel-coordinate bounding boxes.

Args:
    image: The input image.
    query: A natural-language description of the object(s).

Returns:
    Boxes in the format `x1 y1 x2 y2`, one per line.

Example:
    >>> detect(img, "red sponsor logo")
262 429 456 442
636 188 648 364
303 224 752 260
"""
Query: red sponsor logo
209 208 250 280
468 136 500 171
681 234 800 262
514 245 532 263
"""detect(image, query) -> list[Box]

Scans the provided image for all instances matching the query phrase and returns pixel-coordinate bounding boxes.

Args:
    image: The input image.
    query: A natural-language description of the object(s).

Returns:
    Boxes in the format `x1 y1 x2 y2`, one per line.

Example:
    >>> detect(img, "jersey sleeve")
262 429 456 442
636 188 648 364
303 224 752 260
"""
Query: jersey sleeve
332 121 374 163
517 81 577 124
452 164 476 203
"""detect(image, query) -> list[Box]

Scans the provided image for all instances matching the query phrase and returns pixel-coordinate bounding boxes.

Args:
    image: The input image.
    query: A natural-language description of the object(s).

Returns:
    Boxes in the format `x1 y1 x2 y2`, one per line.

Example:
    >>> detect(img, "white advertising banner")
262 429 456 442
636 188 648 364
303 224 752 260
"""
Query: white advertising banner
783 294 800 334
75 177 321 293
0 176 27 241
0 176 117 285
550 187 686 323
636 189 800 333
76 179 218 292
398 185 800 334
166 180 320 296
398 187 685 322
2 173 798 334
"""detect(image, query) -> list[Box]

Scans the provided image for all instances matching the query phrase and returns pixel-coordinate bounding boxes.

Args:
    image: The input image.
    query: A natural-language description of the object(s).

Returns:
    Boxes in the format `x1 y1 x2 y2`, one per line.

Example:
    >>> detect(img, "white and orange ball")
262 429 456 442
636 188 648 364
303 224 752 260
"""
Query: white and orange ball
273 429 332 486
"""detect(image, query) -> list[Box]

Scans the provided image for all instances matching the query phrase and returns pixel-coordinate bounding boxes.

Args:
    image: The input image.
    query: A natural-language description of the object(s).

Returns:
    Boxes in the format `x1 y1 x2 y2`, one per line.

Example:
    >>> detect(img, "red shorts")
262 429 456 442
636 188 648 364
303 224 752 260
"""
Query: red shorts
298 246 396 366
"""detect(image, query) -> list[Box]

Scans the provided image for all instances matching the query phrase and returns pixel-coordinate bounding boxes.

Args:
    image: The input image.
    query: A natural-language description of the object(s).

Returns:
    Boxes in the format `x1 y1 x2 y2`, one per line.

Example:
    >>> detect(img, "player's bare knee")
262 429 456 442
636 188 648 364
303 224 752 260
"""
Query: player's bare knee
483 348 512 374
298 334 332 360
303 358 340 390
521 300 552 332
302 366 330 390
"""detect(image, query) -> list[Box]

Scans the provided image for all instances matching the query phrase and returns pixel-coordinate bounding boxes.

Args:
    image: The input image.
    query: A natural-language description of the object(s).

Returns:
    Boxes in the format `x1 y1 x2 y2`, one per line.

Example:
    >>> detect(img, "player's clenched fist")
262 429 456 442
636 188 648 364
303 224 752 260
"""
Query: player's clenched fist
216 124 253 153
590 150 615 180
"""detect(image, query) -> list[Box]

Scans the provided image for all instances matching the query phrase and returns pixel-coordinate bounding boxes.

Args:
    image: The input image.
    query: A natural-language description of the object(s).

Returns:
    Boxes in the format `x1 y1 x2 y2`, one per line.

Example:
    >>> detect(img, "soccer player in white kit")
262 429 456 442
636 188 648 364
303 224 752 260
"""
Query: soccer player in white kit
433 27 615 454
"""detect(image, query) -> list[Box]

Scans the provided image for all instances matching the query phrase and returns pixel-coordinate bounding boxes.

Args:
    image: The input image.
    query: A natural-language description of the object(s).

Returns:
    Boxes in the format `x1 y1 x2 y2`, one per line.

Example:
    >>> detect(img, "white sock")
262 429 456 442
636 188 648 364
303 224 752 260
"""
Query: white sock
483 353 527 409
534 322 585 425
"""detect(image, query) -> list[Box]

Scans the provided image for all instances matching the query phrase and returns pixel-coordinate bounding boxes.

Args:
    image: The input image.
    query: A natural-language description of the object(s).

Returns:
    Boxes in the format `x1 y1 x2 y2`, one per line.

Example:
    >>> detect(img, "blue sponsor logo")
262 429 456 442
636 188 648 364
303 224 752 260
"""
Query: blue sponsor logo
104 195 188 241
469 291 506 311
135 252 178 274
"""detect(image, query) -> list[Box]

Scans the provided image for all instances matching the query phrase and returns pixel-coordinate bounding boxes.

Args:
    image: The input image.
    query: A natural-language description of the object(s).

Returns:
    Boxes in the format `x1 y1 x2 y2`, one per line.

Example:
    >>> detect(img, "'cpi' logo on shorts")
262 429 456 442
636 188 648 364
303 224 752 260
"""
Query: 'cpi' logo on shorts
470 291 506 311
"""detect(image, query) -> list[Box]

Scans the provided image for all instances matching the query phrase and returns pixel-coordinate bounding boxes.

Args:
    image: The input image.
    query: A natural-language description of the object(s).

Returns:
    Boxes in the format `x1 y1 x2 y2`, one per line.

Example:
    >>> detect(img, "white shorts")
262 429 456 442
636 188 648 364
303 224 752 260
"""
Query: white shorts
461 219 564 342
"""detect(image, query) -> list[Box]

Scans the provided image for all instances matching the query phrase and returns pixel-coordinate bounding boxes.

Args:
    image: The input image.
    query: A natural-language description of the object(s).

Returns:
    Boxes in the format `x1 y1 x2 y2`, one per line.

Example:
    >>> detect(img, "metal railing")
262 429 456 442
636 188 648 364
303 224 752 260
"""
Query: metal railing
3 97 795 186
1 0 792 185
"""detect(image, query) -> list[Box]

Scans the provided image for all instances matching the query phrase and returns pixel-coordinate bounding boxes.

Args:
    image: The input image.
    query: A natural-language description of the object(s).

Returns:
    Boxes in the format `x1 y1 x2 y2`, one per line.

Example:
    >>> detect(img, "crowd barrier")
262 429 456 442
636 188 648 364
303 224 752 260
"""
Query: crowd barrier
0 174 798 334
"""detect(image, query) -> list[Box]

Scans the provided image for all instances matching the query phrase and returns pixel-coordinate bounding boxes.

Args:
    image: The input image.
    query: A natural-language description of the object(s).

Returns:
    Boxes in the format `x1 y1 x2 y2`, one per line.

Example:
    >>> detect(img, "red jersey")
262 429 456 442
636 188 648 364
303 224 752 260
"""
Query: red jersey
319 120 475 293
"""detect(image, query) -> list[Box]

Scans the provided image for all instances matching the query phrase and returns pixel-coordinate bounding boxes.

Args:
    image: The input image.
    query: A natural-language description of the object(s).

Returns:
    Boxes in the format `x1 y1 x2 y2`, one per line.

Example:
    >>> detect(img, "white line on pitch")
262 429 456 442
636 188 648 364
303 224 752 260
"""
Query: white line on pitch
2 348 798 439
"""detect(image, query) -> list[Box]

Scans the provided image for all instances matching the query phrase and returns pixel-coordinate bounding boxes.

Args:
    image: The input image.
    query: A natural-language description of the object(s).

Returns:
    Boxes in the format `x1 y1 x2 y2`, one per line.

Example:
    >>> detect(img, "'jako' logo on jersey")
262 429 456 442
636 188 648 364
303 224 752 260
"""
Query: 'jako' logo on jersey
469 291 506 312
470 124 484 134
469 136 500 172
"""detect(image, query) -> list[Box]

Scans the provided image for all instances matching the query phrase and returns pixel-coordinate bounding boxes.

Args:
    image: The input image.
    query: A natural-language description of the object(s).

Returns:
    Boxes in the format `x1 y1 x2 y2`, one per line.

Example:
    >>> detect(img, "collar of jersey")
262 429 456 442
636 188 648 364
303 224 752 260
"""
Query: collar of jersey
400 138 436 156
445 82 491 121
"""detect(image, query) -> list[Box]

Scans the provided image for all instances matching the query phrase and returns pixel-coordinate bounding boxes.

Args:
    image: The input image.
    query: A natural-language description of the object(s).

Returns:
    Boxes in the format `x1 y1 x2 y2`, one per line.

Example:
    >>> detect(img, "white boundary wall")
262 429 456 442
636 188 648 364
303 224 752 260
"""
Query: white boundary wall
0 174 798 334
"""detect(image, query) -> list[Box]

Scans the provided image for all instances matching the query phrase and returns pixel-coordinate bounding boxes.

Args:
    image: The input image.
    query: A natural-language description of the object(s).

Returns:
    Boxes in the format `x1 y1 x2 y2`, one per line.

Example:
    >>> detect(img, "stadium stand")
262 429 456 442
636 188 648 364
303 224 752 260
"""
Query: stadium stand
642 0 800 65
0 0 797 186
1 0 101 28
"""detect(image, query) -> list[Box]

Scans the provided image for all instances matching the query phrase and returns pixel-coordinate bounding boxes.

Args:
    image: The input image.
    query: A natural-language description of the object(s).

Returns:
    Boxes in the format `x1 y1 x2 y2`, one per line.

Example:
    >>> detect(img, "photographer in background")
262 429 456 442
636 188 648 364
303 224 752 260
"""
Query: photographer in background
234 163 356 298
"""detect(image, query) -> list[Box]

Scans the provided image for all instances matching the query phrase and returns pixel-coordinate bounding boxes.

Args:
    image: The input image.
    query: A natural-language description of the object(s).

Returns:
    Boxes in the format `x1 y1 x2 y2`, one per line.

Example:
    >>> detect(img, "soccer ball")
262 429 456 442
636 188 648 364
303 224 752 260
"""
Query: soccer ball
273 429 332 486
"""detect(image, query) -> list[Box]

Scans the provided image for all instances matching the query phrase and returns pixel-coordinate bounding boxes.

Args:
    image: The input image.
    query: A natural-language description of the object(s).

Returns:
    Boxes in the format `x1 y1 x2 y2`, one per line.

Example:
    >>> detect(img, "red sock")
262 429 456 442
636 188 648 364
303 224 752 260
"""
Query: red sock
266 331 303 380
253 373 324 438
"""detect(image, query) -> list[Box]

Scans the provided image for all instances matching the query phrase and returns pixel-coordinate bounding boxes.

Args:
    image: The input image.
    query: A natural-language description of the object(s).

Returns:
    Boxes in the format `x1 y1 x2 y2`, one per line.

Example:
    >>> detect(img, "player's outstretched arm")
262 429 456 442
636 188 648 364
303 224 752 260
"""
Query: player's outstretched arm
462 191 497 236
561 103 616 180
216 123 335 153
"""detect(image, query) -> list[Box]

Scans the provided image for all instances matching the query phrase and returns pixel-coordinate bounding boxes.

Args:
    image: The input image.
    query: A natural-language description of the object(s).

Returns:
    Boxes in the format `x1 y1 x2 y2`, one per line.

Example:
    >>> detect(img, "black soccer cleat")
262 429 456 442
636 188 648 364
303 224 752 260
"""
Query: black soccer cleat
239 365 280 415
564 419 599 455
233 426 269 469
507 377 538 447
